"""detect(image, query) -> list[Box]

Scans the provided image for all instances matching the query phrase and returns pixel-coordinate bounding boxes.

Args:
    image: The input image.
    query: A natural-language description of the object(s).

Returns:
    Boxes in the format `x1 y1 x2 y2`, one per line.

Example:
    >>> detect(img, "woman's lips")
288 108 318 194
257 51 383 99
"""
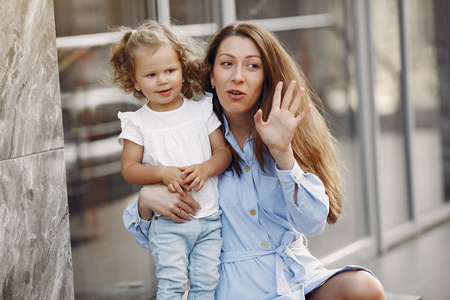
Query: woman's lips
227 90 245 100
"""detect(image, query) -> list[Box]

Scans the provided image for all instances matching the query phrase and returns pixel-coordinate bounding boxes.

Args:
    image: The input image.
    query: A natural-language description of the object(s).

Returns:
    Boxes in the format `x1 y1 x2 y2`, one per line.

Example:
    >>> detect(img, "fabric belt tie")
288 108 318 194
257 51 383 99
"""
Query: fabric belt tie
220 232 307 296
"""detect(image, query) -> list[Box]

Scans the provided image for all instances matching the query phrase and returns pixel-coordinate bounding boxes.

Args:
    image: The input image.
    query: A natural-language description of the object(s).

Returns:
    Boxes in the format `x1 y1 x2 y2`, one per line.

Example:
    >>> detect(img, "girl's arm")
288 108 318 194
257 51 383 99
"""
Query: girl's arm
181 128 232 192
121 139 188 196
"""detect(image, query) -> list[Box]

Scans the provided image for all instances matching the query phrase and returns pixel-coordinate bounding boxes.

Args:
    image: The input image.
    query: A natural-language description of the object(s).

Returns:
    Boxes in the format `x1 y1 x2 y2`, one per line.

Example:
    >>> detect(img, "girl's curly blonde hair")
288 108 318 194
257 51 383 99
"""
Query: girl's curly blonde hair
109 20 205 100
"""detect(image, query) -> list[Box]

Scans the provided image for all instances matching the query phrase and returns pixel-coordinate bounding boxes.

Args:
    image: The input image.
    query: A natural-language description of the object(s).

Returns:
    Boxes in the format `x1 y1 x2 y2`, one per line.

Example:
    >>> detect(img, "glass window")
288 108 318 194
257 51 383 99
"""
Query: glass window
371 0 410 231
169 0 220 25
433 1 450 202
54 0 153 37
60 48 157 295
236 0 327 20
408 1 447 213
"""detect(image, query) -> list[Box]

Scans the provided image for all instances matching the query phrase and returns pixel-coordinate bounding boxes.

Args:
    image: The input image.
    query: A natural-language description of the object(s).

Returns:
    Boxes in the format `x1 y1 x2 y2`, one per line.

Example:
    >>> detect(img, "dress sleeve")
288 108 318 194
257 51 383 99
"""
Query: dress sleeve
117 111 144 147
275 161 330 236
123 198 152 250
200 92 221 135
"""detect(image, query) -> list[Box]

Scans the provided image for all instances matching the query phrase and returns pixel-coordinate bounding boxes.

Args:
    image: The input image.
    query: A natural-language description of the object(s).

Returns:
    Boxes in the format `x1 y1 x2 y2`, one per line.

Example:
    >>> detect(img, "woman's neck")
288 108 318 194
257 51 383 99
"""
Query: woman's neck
225 112 254 150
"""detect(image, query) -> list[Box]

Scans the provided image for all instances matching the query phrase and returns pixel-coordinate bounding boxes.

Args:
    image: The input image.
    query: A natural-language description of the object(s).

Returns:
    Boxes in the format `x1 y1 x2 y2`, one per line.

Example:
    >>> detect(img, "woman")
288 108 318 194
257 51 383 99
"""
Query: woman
123 22 385 299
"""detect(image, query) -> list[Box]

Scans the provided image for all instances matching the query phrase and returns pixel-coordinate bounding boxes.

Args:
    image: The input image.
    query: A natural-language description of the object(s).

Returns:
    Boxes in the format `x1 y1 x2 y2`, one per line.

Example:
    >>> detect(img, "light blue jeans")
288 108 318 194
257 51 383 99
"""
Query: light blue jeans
149 210 222 300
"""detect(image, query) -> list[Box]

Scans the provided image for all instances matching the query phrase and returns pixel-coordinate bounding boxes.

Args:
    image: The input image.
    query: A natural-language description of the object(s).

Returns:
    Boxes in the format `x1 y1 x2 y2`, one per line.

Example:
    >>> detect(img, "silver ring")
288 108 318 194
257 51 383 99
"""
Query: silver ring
177 207 182 216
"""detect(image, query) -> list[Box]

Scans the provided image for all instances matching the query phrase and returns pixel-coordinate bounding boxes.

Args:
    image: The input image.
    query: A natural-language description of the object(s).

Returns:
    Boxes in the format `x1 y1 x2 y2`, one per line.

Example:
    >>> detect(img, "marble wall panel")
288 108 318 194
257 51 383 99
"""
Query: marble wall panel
0 150 73 299
0 0 74 298
0 0 64 161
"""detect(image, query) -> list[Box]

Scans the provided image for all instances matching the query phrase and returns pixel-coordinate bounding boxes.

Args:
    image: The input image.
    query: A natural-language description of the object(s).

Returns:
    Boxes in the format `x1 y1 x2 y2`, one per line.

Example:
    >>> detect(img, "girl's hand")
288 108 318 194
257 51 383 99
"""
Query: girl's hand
161 166 188 196
254 80 311 169
180 164 208 192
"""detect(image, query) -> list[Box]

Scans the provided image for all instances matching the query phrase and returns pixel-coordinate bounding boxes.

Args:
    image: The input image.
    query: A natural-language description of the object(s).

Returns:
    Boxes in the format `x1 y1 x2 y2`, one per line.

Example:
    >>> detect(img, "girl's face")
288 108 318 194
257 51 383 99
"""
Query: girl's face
210 36 264 119
132 44 183 111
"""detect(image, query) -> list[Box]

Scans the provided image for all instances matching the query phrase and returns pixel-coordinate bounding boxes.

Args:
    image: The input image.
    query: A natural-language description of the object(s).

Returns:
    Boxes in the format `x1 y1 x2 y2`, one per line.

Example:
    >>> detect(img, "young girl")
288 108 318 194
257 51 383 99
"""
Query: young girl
109 20 231 299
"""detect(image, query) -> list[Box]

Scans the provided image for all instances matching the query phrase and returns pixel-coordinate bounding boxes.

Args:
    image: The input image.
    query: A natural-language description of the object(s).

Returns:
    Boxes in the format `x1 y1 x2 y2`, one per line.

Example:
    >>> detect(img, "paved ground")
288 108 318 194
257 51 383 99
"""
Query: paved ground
366 220 450 300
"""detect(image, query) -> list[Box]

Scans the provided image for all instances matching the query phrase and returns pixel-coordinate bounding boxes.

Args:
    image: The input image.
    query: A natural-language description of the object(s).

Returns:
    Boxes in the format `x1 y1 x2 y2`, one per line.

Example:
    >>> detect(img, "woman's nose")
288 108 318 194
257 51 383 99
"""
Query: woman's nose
231 67 244 83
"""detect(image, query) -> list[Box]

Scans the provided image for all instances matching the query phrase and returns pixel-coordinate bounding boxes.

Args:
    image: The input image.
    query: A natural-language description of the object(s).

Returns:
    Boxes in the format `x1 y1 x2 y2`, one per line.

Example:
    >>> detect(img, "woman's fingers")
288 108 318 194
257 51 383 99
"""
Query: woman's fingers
181 194 201 212
280 80 296 110
295 104 312 124
254 109 264 126
272 81 283 110
289 87 304 115
274 80 304 114
173 195 200 219
173 208 190 221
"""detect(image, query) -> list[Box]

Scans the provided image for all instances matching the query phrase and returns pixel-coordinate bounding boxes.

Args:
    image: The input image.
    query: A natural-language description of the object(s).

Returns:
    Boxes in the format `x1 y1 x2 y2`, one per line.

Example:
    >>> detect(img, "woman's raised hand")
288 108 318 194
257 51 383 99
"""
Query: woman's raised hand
254 80 311 170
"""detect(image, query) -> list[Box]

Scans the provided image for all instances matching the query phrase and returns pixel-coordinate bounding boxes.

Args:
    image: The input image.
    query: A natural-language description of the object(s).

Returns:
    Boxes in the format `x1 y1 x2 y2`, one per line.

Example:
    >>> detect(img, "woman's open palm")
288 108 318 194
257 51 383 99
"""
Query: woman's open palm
254 80 311 154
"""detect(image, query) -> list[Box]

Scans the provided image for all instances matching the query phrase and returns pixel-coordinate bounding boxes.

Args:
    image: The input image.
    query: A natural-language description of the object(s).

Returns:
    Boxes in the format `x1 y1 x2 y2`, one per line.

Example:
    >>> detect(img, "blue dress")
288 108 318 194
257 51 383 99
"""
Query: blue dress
123 116 372 299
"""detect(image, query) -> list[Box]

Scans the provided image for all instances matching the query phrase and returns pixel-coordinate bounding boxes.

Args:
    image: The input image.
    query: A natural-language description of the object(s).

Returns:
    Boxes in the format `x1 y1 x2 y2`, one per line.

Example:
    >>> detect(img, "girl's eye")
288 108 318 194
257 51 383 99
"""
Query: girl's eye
167 69 175 74
147 73 156 78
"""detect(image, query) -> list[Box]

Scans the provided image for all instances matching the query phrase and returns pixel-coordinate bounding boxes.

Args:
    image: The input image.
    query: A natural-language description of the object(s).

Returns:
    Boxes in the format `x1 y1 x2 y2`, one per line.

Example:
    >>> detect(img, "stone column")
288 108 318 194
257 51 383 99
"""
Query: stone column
0 0 74 299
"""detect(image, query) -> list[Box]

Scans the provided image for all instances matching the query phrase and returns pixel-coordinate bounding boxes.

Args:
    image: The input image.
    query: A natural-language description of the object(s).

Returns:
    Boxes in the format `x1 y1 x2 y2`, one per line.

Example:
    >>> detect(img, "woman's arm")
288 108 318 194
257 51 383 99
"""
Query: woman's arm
255 80 328 235
276 161 329 236
121 139 188 195
181 128 232 192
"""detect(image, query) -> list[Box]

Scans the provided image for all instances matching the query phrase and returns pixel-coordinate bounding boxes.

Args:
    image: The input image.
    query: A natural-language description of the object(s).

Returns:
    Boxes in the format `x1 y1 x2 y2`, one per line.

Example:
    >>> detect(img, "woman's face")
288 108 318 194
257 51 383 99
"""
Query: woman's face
210 36 264 119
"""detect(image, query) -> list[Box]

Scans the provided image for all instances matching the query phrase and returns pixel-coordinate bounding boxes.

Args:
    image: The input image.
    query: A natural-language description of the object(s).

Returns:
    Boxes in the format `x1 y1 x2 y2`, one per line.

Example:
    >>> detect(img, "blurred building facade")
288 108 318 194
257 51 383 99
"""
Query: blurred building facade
53 0 450 298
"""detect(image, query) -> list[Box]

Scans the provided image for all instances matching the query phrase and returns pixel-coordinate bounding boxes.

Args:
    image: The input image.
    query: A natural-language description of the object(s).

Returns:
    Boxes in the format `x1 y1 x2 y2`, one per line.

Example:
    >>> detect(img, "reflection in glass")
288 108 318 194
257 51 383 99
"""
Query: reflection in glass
54 0 154 37
408 1 445 213
59 46 156 294
170 0 220 25
371 0 410 231
236 0 326 20
55 1 159 296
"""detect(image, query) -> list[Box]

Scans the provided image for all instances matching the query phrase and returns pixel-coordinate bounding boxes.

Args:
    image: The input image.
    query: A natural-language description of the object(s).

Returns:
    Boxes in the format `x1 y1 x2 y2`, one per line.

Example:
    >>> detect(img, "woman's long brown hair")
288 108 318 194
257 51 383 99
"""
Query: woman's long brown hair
202 22 343 224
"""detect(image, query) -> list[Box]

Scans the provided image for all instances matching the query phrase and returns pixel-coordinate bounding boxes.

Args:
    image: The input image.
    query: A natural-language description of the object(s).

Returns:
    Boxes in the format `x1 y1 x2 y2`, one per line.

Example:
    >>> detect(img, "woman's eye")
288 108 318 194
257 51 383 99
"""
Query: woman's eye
221 61 232 66
248 63 259 69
